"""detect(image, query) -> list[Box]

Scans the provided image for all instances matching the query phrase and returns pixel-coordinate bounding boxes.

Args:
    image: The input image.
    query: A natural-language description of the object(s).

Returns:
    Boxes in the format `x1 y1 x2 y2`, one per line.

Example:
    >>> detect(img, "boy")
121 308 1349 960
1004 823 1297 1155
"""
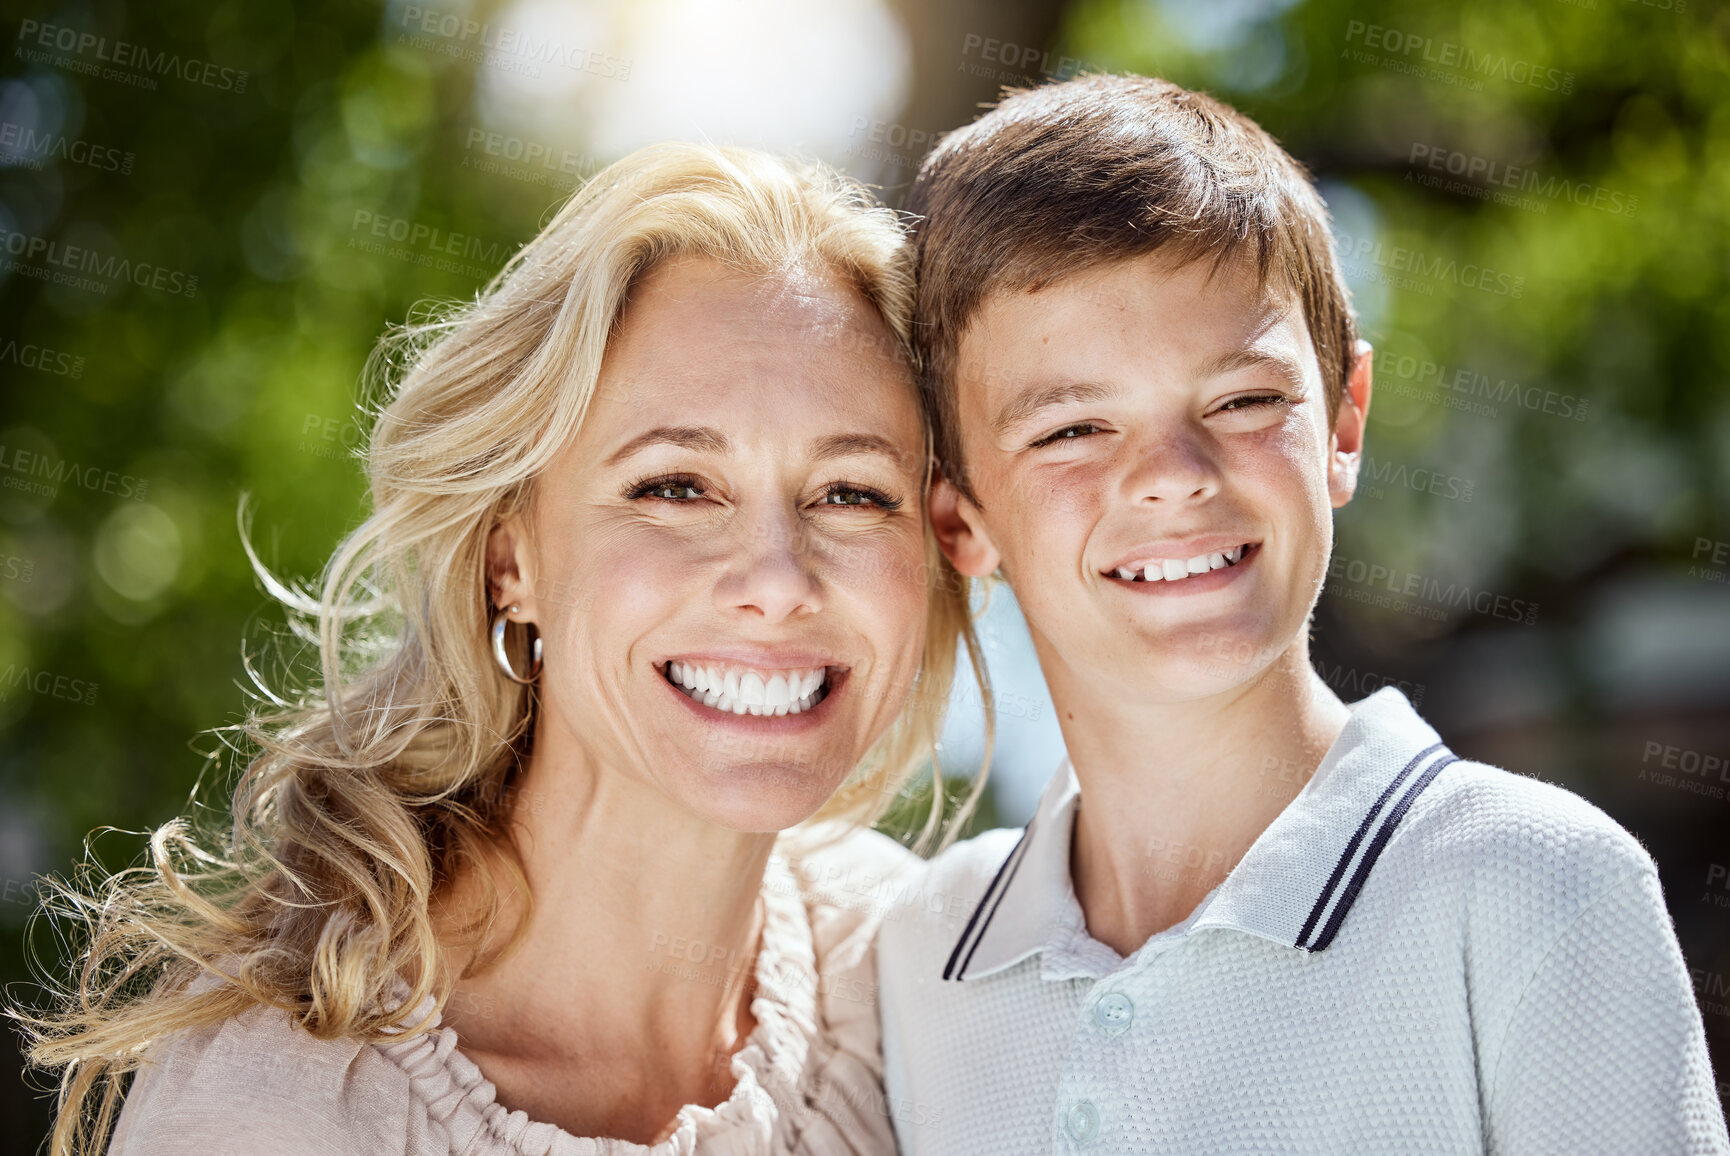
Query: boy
876 74 1730 1153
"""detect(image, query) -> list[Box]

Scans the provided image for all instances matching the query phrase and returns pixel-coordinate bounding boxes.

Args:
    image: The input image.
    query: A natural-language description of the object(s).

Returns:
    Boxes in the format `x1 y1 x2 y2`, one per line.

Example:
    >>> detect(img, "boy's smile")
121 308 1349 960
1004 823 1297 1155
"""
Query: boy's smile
931 248 1371 705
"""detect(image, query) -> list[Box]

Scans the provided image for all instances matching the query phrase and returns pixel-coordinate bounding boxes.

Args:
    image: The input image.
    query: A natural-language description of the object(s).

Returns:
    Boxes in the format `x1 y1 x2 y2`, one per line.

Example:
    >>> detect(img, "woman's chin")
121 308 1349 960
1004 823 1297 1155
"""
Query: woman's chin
678 761 847 834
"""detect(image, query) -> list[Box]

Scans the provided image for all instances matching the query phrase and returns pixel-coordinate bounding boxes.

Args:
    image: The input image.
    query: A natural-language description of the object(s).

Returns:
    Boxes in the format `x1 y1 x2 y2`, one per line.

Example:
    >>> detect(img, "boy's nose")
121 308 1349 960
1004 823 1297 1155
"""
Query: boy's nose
1122 430 1222 504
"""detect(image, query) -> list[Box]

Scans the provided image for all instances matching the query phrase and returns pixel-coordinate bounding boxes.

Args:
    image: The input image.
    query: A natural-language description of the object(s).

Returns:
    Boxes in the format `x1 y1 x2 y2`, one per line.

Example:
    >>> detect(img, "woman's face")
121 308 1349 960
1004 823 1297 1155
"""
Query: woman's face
489 255 930 832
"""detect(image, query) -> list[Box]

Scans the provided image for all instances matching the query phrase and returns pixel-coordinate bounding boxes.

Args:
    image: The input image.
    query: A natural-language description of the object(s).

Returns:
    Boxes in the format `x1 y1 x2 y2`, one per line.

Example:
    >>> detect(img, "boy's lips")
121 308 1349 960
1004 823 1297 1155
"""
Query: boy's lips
1100 537 1261 580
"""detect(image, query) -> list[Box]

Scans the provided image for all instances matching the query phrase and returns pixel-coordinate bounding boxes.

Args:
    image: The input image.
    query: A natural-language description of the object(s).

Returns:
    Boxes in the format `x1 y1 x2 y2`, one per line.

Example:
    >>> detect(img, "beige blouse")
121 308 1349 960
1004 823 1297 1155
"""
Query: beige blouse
109 826 916 1156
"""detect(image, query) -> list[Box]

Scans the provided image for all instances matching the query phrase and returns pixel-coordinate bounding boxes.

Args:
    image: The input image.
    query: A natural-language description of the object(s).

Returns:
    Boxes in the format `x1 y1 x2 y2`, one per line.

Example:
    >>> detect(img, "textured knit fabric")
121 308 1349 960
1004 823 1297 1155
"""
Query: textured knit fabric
877 687 1730 1154
109 826 917 1156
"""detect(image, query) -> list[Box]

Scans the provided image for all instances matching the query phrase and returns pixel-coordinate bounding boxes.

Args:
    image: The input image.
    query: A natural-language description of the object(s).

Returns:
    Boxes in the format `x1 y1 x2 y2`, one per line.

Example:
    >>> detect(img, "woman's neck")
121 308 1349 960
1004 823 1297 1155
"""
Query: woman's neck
437 725 778 1143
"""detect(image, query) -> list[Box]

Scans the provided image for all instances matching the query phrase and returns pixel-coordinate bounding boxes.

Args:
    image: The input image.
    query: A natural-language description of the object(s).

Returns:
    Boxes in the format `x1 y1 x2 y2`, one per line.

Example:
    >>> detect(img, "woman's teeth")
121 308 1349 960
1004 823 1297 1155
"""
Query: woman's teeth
665 661 829 716
1113 544 1248 583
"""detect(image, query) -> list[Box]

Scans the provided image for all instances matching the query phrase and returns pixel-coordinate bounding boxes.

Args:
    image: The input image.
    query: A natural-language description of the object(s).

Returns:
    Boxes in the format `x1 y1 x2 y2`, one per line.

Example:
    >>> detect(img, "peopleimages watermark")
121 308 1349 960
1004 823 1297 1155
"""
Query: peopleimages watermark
0 663 99 707
1333 229 1524 299
0 440 149 502
845 117 945 173
958 33 1105 86
348 210 516 281
396 6 632 81
297 413 366 464
0 119 134 175
0 337 84 379
1407 143 1637 219
1703 865 1730 911
461 127 598 191
1691 537 1729 587
1341 21 1575 95
1638 740 1730 802
1327 553 1539 625
1359 454 1475 503
14 19 250 94
0 226 199 298
1373 348 1589 423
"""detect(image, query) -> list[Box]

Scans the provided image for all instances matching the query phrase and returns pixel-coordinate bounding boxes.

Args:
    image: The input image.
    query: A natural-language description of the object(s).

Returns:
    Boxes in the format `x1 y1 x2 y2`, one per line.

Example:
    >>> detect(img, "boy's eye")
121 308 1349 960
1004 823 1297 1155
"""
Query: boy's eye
1029 422 1102 448
626 474 706 502
1214 394 1289 414
818 483 902 511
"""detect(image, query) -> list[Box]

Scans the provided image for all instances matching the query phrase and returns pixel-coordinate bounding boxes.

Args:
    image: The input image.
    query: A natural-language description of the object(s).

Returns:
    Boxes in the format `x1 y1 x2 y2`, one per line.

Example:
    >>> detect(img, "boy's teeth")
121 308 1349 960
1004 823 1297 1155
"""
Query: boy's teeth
666 661 829 715
1117 544 1251 583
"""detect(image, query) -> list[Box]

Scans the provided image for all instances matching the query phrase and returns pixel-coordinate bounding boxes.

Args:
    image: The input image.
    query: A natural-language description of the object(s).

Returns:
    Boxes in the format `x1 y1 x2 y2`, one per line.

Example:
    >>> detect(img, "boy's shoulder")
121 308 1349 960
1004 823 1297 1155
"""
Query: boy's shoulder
1388 752 1662 963
1411 753 1655 885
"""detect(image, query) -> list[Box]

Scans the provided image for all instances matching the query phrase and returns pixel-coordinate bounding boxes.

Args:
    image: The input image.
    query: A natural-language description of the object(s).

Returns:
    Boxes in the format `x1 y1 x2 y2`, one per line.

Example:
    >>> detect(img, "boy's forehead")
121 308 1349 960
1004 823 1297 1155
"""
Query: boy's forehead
953 250 1315 401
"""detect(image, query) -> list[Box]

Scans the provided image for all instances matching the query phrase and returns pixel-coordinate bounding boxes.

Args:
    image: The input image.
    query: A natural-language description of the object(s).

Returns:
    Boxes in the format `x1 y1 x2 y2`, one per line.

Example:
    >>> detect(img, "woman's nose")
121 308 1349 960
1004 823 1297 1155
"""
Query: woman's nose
712 513 823 622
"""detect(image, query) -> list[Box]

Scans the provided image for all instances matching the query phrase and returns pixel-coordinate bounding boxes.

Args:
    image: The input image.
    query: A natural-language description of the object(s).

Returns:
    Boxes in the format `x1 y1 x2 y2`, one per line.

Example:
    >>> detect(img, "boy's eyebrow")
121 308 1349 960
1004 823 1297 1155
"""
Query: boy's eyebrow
1195 347 1308 390
990 380 1118 438
604 425 730 466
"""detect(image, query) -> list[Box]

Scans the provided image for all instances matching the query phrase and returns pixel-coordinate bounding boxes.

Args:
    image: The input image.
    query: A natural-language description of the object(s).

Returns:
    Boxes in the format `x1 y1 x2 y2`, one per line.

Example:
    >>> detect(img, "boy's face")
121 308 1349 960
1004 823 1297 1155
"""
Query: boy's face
930 249 1372 705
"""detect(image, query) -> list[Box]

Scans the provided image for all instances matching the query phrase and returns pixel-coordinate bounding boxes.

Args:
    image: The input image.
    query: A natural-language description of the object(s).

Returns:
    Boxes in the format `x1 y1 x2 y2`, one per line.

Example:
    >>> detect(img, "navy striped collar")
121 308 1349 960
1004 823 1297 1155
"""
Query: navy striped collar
944 687 1460 981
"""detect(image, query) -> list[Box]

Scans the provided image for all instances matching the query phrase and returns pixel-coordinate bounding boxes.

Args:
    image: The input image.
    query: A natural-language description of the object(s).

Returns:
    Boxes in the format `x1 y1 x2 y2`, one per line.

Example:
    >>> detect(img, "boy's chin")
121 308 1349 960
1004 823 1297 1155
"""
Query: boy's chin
1120 624 1296 699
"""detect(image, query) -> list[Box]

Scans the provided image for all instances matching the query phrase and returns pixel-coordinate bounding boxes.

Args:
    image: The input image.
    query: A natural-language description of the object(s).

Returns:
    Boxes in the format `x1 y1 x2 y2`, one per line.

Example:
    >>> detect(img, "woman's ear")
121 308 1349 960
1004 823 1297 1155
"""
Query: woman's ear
929 469 1002 578
485 515 539 619
1328 339 1375 509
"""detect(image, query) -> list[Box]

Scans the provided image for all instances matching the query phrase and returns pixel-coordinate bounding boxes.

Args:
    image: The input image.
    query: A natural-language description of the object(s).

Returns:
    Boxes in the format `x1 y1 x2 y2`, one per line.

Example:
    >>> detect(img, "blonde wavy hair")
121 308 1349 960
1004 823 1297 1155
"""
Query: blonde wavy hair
16 142 993 1156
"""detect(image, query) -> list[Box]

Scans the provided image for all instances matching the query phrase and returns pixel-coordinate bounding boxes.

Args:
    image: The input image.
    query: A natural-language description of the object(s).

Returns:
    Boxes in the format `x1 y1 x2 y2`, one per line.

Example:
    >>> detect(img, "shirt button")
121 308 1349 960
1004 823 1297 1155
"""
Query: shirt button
1093 991 1134 1035
1064 1099 1100 1146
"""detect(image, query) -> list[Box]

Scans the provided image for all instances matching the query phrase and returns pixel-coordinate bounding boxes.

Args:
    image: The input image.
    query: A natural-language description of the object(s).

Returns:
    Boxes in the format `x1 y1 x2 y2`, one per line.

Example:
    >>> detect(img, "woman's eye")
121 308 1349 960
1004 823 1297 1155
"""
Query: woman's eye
818 484 902 510
627 475 706 502
1030 422 1101 448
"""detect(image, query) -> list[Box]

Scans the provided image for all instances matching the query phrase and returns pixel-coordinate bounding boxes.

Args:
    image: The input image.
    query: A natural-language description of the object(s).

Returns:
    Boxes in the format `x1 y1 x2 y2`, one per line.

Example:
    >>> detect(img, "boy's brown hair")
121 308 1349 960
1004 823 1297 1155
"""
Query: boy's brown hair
907 73 1357 505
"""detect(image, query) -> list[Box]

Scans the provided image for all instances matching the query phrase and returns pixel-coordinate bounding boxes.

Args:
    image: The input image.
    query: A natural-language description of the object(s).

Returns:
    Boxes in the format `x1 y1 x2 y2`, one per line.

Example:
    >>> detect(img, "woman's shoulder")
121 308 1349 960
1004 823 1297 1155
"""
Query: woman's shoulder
109 988 420 1156
776 822 922 952
757 823 918 1153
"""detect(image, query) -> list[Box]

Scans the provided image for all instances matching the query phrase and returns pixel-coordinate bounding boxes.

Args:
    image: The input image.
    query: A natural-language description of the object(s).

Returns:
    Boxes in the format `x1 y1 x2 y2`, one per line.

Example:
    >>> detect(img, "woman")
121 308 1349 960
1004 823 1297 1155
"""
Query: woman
20 143 989 1155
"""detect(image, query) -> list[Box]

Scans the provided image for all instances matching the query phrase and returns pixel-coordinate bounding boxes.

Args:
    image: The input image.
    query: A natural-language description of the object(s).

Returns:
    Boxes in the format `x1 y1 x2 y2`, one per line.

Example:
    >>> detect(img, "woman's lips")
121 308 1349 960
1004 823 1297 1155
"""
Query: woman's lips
661 659 832 716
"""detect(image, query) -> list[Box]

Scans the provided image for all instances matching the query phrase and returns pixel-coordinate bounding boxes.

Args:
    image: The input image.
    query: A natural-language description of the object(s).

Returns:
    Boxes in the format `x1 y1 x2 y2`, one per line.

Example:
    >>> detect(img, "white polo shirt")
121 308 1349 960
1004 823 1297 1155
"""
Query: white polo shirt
876 687 1730 1154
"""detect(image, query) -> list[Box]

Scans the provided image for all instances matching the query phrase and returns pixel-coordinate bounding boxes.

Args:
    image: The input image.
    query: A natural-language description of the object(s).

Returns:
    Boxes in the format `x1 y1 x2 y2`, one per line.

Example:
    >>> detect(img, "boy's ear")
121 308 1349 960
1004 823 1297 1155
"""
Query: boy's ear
928 467 1002 578
485 514 540 620
1328 340 1375 509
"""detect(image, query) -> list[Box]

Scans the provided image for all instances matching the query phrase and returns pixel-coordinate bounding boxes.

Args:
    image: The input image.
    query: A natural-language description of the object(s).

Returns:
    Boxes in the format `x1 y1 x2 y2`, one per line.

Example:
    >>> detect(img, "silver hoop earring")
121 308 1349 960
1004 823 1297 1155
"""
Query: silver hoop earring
491 604 543 684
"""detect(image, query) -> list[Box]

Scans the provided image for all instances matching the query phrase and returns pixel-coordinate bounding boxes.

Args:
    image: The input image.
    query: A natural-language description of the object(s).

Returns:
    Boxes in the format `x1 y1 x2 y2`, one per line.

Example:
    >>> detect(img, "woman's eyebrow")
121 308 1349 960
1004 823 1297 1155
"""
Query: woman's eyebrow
807 432 912 468
604 425 729 466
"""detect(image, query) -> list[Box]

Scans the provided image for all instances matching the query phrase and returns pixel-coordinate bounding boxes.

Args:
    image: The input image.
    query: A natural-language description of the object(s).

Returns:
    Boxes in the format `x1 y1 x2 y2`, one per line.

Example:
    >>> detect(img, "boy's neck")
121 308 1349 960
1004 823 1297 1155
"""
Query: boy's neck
1045 641 1352 957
